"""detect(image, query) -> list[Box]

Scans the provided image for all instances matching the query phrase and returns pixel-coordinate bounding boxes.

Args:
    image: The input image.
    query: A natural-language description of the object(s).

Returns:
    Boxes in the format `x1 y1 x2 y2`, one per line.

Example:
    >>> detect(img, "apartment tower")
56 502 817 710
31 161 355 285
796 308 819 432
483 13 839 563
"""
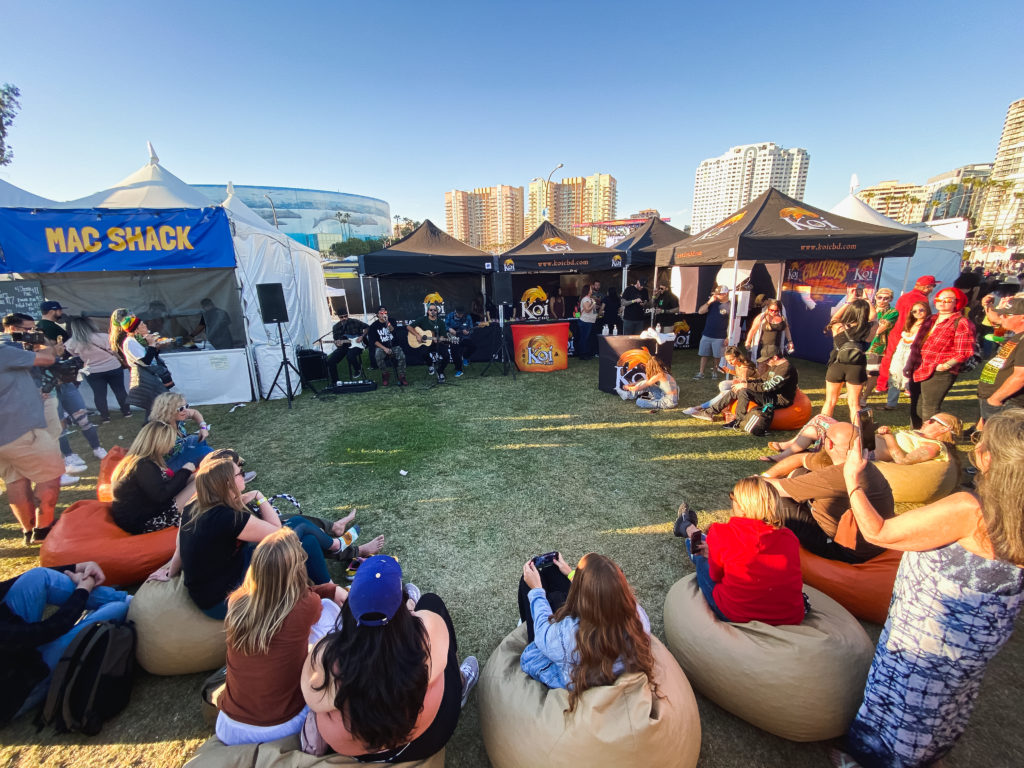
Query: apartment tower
526 173 618 244
977 98 1024 247
444 185 524 253
691 142 809 233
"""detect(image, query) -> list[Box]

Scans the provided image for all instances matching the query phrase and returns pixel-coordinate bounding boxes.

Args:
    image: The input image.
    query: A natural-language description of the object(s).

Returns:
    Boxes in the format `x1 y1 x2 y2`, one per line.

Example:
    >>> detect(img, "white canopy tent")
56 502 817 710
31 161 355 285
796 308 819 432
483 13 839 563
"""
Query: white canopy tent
830 195 963 295
0 177 57 207
13 145 333 402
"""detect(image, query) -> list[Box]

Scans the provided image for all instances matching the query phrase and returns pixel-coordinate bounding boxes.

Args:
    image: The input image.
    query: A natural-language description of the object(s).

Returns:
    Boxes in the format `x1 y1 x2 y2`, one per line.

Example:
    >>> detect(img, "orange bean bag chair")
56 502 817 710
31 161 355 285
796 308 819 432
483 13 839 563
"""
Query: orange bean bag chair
96 444 126 502
729 388 813 431
798 546 903 624
39 499 177 587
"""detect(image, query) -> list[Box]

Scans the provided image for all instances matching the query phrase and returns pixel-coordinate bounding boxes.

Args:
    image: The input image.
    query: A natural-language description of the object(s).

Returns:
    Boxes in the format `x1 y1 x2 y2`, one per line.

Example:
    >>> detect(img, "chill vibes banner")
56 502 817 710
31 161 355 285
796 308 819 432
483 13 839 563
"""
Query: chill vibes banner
780 258 879 364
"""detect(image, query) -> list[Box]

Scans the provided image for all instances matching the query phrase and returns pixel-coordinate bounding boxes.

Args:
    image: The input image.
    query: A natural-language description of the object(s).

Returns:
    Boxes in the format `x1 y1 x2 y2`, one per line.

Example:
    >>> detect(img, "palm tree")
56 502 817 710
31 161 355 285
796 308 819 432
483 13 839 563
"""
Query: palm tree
941 183 960 218
334 211 352 240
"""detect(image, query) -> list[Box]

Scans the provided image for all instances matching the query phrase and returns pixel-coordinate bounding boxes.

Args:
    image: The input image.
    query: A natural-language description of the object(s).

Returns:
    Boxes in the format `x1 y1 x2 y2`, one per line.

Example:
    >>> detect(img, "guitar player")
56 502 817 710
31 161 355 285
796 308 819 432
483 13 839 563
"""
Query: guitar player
326 309 369 383
407 303 459 383
367 306 408 387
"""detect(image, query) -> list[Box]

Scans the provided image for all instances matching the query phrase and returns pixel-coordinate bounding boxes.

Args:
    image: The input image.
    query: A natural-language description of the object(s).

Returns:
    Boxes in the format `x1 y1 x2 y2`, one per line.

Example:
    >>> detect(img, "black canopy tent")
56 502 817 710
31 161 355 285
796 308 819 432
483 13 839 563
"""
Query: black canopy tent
498 221 625 273
357 220 493 320
617 217 688 268
653 189 918 361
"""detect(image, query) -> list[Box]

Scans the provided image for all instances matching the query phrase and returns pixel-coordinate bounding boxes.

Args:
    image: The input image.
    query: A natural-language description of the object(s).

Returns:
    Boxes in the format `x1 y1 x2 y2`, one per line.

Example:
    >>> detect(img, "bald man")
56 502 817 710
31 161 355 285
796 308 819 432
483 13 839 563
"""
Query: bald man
763 422 895 563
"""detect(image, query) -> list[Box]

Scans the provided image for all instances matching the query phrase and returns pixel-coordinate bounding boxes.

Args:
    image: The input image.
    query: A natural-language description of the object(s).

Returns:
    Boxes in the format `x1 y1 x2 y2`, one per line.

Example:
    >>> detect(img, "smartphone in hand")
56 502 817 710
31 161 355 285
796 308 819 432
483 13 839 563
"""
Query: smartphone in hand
689 530 703 552
532 551 558 570
857 408 876 452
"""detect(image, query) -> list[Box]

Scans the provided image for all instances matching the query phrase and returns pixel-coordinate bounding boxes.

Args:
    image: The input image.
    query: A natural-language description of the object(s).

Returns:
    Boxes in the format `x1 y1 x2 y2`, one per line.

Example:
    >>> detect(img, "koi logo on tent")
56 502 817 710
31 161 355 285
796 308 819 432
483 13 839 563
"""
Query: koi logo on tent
779 207 841 232
851 259 877 283
503 258 516 272
611 254 623 267
542 237 572 253
422 292 444 314
520 286 549 319
694 211 746 242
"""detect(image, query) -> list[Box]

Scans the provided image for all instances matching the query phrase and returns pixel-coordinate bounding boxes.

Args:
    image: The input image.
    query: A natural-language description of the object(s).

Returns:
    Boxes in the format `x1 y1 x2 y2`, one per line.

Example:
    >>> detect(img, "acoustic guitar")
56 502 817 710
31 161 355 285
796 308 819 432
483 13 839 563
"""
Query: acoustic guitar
406 329 457 349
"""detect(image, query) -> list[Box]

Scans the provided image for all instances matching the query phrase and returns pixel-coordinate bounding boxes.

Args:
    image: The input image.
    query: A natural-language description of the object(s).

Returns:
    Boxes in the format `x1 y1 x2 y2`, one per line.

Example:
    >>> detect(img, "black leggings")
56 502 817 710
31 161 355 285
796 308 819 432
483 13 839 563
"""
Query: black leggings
775 498 869 565
908 371 956 429
357 593 461 763
517 568 572 643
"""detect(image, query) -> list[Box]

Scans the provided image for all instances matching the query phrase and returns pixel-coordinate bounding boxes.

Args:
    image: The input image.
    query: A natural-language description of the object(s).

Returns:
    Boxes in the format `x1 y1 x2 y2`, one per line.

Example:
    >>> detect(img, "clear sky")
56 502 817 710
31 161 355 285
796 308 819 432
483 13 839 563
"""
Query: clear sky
1 0 1020 231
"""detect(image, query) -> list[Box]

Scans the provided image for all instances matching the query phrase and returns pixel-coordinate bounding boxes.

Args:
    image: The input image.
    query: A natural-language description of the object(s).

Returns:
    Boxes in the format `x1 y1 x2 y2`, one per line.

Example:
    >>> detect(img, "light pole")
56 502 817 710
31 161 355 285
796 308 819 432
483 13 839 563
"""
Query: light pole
532 163 563 223
263 193 279 228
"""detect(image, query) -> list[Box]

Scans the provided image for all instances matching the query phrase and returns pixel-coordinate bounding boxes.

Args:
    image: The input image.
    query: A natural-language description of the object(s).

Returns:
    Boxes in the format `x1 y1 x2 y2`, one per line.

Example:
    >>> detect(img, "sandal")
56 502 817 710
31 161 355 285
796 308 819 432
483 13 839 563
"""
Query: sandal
757 456 776 463
767 441 783 452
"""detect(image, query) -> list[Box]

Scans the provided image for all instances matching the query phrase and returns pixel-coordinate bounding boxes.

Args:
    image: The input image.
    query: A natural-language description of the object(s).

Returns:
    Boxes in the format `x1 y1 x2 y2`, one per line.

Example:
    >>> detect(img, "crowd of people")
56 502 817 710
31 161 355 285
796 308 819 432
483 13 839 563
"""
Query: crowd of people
2 267 1024 766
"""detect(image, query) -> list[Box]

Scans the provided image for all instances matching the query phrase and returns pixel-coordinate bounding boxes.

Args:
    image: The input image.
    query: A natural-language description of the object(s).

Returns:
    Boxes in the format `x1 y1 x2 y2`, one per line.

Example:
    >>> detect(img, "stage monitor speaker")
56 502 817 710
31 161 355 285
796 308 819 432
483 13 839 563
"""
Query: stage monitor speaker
256 283 289 323
297 349 328 382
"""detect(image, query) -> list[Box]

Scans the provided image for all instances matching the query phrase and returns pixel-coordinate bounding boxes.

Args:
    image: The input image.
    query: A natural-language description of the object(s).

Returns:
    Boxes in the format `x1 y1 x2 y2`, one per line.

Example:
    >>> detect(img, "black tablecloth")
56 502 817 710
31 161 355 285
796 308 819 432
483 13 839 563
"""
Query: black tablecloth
597 335 675 394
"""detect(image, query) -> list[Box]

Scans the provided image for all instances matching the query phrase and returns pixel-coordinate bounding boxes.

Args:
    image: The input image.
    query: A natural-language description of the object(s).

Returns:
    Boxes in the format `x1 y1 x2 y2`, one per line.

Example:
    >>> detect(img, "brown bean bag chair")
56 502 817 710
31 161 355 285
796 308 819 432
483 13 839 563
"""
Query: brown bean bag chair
479 623 700 768
128 574 226 675
184 735 444 767
873 458 959 504
799 546 903 624
728 388 813 431
96 444 126 502
39 499 177 587
663 575 873 742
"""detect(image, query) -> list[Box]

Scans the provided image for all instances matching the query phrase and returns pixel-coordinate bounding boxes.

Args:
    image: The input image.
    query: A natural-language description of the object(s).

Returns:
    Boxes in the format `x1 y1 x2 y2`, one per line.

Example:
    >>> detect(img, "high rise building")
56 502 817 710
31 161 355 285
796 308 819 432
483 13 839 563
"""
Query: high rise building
855 180 929 224
525 173 618 244
444 184 524 253
977 98 1024 248
921 164 992 222
691 142 809 232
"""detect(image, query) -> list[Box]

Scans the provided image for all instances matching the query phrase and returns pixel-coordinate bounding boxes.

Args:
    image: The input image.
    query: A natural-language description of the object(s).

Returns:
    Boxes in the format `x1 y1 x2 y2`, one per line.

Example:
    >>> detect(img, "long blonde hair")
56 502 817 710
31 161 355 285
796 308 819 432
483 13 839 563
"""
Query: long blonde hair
731 476 782 527
150 392 186 427
225 528 311 655
188 457 246 528
112 421 177 484
975 408 1024 565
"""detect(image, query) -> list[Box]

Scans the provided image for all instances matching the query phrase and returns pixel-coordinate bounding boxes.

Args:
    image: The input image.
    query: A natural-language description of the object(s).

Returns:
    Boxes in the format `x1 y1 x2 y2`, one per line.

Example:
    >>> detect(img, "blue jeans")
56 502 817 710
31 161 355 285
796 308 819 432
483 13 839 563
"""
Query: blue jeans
4 567 130 713
886 384 901 408
686 539 729 621
576 321 594 359
57 382 100 451
283 517 335 586
167 434 214 472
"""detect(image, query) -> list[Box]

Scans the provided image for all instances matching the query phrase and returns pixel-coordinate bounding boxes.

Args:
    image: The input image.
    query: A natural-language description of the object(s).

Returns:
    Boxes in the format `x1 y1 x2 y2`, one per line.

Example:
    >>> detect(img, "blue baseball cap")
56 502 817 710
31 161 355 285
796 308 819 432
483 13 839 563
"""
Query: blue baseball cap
348 555 404 626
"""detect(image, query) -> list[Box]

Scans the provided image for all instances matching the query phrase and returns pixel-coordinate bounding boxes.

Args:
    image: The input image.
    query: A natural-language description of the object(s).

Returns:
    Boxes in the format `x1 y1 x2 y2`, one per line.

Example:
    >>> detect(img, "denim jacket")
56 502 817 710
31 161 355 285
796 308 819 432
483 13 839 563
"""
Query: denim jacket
519 587 651 689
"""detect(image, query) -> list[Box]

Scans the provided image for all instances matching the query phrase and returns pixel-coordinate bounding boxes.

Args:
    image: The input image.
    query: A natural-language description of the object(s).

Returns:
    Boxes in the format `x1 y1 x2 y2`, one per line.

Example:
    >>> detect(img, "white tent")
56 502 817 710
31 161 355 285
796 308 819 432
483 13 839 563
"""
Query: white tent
830 195 963 295
0 177 57 207
36 145 332 402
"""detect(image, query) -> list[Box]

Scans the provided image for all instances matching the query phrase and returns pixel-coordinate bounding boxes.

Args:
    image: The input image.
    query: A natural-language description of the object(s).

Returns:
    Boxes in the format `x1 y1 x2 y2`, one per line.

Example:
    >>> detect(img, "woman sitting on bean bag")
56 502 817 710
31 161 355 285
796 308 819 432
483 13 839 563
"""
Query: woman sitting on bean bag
216 527 347 746
111 421 196 534
149 457 382 619
873 412 962 465
149 392 214 472
675 476 805 625
301 555 479 761
519 552 655 709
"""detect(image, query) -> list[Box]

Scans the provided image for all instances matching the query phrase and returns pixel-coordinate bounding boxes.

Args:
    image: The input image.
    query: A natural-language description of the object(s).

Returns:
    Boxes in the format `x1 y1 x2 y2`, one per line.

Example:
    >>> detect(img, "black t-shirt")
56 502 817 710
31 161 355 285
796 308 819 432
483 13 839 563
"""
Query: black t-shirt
36 318 69 343
978 336 1024 405
179 504 251 610
654 291 678 312
621 286 649 321
366 320 397 351
749 359 799 406
110 460 193 535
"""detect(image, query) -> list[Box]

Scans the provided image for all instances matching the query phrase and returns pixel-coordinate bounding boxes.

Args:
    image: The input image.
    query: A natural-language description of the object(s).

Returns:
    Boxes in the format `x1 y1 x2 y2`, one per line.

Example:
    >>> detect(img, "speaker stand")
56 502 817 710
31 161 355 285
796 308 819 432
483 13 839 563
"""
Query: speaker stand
266 321 305 409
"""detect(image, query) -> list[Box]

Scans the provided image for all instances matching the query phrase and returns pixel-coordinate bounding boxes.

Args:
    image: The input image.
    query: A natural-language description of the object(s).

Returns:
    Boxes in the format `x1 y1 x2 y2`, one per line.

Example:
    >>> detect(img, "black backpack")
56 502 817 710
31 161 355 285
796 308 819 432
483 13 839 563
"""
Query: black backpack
37 620 137 735
740 403 775 437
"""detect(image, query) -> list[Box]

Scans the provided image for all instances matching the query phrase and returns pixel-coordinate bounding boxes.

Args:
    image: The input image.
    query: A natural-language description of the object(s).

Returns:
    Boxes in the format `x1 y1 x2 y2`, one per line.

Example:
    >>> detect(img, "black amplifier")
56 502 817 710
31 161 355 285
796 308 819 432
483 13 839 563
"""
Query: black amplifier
324 380 377 394
297 348 328 382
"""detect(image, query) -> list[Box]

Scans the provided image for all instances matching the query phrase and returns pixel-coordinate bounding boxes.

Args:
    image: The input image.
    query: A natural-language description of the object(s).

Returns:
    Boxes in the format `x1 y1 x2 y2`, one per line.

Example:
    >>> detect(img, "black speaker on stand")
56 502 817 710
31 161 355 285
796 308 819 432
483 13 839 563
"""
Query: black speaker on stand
256 283 311 408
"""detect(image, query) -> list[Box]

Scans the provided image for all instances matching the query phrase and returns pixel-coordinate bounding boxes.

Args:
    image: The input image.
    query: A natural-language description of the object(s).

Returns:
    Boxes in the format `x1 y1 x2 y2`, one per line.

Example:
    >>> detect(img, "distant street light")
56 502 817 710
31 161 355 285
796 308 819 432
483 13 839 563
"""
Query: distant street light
263 193 279 228
532 163 564 222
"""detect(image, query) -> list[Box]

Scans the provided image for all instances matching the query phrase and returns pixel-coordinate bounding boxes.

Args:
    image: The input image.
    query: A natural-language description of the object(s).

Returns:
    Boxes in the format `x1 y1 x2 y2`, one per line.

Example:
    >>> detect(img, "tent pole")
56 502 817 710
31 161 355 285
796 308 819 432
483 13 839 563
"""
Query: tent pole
899 256 912 296
728 248 739 346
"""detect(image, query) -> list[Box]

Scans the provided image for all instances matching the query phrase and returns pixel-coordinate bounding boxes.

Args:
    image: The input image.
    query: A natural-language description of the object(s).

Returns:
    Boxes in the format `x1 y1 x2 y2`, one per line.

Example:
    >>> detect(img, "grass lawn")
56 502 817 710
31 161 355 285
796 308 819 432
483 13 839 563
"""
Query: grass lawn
1 349 1021 767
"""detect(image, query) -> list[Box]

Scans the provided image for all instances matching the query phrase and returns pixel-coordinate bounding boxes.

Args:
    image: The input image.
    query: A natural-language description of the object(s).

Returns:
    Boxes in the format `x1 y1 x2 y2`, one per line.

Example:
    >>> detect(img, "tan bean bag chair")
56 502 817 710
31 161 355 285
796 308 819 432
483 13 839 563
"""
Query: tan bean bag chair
479 623 700 768
184 735 443 767
873 458 959 504
128 574 226 675
663 574 873 742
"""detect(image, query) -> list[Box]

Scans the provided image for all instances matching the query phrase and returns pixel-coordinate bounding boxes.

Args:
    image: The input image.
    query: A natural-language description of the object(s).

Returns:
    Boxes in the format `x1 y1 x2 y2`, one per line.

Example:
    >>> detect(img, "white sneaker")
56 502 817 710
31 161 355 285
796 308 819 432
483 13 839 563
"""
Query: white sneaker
693 372 705 380
93 447 108 460
64 454 87 473
60 474 80 486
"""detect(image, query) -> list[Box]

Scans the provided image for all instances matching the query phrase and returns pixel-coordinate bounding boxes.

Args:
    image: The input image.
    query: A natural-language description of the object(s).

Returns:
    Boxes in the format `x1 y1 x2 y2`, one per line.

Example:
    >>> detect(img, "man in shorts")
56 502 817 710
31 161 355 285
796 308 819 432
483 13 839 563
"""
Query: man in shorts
1 314 66 545
695 286 731 380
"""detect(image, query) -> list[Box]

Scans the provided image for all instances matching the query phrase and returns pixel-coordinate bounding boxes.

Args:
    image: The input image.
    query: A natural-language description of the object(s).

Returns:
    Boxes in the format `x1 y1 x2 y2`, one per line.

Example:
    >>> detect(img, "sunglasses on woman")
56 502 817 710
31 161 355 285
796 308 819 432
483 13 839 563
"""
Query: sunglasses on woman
177 403 191 412
925 416 951 431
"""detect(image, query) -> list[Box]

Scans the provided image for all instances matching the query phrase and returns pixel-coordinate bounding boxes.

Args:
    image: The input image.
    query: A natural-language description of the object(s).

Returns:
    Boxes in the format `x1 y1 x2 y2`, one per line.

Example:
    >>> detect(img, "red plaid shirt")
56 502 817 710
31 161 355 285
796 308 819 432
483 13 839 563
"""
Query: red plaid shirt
913 314 975 382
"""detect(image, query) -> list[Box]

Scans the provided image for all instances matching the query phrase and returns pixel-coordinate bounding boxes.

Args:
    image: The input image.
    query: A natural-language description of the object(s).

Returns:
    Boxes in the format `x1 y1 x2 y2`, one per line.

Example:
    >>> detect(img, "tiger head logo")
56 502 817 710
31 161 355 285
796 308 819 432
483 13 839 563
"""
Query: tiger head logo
520 286 550 319
541 237 572 253
779 207 840 232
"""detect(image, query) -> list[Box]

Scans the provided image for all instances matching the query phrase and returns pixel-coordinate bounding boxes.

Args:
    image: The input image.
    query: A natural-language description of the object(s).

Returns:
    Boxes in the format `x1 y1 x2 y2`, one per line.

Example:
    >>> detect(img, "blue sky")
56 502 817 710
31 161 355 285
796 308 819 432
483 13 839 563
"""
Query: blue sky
1 1 1020 230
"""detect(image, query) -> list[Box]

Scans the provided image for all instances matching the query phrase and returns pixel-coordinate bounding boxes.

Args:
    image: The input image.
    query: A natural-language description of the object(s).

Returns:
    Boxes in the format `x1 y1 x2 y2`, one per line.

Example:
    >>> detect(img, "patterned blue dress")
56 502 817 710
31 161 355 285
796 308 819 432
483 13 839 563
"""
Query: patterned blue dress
846 543 1023 767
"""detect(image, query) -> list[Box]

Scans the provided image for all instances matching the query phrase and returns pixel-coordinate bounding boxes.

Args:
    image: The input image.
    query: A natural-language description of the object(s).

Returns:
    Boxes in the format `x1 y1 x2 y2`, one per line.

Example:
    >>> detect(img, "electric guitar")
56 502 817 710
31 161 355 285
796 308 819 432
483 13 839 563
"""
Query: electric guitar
406 329 457 349
331 335 366 351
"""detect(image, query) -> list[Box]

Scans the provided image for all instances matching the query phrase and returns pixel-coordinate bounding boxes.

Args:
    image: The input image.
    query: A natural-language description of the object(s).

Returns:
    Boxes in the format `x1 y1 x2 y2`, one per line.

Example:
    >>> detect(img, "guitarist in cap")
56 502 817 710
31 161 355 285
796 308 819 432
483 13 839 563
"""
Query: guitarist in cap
407 303 455 383
326 309 368 383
